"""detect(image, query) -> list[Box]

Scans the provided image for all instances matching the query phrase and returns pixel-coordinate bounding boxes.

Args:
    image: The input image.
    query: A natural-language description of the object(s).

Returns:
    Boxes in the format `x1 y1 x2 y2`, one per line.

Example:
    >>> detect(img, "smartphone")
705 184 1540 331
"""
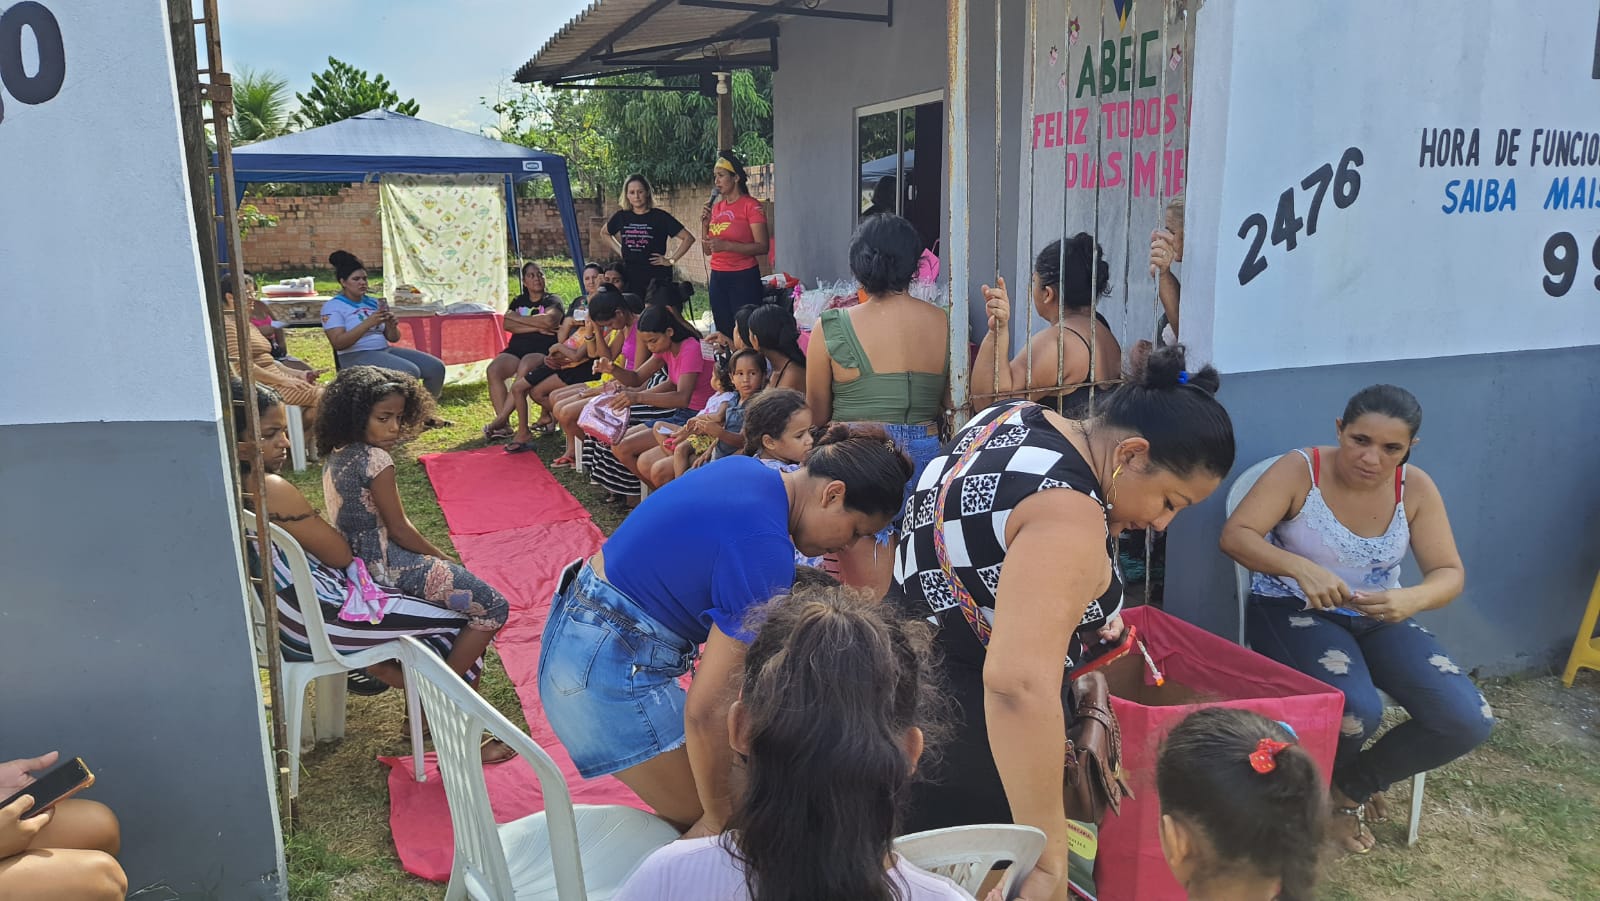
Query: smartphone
573 307 589 322
0 757 94 819
1073 624 1138 677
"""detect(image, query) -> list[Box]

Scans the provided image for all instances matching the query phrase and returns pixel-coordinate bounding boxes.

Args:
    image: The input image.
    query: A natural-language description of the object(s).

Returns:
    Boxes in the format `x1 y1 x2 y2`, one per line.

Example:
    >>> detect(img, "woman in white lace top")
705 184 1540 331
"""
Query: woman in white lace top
1221 384 1489 855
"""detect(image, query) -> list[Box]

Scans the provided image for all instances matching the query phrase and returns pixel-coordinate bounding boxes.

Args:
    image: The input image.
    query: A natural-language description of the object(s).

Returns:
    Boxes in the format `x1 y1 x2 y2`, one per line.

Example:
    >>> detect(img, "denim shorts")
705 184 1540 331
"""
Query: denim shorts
537 559 698 778
874 421 945 545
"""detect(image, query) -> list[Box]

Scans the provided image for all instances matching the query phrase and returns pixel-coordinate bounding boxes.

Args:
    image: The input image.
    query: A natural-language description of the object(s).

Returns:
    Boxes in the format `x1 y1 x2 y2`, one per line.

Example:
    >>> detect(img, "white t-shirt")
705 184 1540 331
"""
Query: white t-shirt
320 295 389 353
615 836 975 901
701 391 736 417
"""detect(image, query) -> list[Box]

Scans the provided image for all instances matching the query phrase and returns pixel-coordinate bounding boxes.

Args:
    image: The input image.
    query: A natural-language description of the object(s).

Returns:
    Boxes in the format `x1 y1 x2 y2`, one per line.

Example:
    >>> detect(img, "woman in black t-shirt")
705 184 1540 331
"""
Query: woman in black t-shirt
606 174 694 296
484 261 565 441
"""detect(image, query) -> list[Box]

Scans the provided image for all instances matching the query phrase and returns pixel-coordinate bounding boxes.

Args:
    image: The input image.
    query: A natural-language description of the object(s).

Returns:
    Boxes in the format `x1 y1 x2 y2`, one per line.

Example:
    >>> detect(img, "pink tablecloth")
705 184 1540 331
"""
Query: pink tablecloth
391 312 507 365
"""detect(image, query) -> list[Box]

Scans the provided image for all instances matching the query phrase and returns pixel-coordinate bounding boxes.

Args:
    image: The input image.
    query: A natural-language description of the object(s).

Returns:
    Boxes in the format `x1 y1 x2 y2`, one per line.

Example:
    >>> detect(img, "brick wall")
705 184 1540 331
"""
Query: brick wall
239 164 775 281
242 184 384 271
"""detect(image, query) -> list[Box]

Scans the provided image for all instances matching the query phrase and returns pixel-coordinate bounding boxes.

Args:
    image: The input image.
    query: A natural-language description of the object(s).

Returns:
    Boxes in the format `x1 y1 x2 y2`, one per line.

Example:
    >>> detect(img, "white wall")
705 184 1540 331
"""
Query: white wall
0 0 220 425
1187 0 1600 375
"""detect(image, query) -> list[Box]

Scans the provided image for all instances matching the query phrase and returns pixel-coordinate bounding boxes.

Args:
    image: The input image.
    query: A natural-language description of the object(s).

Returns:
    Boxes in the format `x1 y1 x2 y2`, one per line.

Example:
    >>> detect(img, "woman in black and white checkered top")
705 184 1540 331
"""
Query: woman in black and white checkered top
889 344 1235 901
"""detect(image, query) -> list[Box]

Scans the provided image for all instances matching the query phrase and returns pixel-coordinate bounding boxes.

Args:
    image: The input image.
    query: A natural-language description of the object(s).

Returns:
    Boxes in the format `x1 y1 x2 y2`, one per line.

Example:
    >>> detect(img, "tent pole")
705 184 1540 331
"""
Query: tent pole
549 161 587 279
507 174 522 260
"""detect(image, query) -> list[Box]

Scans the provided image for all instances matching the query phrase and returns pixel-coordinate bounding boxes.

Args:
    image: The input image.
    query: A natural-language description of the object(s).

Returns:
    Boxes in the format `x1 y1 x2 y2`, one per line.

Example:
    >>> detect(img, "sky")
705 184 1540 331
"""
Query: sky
219 0 593 133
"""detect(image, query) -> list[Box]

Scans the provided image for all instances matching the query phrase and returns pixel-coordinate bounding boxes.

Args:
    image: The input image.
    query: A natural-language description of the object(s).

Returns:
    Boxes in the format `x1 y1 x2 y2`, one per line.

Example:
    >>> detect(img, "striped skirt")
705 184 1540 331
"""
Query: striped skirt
260 541 483 684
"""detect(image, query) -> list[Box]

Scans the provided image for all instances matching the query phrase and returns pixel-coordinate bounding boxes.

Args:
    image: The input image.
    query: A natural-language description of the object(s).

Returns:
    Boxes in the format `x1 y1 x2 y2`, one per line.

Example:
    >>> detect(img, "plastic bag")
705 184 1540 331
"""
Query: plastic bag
338 558 394 624
578 385 629 446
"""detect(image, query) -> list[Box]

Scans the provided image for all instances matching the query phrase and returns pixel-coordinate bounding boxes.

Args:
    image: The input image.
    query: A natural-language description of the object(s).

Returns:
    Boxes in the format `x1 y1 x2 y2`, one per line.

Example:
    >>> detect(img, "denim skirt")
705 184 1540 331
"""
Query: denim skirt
537 559 697 778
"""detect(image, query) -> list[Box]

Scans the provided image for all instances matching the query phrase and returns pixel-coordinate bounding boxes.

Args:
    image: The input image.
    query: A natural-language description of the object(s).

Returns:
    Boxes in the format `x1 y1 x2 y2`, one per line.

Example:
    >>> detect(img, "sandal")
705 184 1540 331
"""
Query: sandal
1332 805 1375 855
504 441 537 454
551 453 575 468
481 736 516 765
482 424 512 442
347 669 391 696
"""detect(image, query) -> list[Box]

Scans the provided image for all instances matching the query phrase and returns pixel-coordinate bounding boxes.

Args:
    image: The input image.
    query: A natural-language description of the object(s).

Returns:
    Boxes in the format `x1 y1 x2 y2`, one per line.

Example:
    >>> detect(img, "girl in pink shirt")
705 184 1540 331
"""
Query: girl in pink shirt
596 303 715 496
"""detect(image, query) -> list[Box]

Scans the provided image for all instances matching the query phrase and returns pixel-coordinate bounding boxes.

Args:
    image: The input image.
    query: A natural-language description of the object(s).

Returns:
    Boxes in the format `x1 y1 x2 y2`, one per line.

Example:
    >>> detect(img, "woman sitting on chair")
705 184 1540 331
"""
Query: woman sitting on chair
222 273 324 429
232 378 514 762
319 250 447 400
615 586 967 901
1220 384 1489 854
483 261 565 442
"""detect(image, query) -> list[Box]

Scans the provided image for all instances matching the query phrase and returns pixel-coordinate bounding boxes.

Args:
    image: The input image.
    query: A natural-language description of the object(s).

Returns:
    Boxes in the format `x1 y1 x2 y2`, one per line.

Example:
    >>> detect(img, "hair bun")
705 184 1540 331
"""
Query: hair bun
329 250 361 269
812 422 858 448
1137 343 1221 395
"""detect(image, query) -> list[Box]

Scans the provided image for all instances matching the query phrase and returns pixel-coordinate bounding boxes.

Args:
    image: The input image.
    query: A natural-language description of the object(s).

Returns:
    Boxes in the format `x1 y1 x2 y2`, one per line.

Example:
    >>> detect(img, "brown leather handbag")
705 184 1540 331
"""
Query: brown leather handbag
1064 670 1132 824
931 405 1133 826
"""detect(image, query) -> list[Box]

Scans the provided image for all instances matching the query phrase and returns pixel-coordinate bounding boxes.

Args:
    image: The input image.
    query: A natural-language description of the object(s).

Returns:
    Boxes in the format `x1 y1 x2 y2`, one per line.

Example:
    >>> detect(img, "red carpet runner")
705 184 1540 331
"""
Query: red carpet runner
379 447 641 882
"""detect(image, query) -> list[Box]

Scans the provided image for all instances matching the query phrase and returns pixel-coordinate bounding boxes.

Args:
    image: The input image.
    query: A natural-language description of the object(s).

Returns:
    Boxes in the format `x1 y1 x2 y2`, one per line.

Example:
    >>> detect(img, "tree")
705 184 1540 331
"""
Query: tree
293 57 419 130
488 69 773 198
590 70 773 189
231 67 291 144
489 85 614 203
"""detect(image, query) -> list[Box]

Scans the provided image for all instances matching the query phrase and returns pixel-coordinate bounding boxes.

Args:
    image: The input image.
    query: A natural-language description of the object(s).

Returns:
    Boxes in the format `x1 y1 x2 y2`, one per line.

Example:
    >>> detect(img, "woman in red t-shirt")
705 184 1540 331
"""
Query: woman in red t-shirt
701 151 769 343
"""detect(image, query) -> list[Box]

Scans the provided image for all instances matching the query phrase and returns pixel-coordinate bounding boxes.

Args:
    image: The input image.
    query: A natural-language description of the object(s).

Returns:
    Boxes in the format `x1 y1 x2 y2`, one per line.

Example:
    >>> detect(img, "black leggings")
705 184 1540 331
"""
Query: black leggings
708 267 764 338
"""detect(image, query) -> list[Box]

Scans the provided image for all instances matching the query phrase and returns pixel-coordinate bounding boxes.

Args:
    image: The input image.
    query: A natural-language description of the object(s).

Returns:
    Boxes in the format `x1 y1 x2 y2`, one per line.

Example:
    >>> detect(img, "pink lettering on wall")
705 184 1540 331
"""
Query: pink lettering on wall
1029 92 1187 196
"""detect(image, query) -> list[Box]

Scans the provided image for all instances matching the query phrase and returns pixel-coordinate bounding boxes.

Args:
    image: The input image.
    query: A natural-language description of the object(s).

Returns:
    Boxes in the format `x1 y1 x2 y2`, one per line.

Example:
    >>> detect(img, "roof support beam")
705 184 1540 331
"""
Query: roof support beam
595 22 779 62
547 0 678 81
678 0 892 25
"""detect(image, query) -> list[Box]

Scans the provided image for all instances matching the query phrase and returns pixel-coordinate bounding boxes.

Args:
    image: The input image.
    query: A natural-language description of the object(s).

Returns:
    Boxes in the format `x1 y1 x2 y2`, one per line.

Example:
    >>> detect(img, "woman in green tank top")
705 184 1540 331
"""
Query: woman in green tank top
806 214 951 596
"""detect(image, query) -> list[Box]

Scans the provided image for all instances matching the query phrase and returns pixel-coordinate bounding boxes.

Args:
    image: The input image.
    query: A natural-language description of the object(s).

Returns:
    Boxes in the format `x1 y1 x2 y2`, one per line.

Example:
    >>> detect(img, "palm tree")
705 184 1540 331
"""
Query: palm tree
232 67 291 144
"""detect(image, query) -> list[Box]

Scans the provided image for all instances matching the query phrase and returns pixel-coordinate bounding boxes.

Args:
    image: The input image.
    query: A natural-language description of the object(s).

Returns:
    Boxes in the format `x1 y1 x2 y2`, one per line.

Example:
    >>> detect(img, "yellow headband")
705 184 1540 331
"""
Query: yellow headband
715 157 737 174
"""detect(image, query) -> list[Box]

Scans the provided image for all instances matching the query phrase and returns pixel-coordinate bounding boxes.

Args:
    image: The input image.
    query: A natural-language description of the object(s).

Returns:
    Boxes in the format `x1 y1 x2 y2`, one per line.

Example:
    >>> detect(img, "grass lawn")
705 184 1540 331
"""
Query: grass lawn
268 325 1599 900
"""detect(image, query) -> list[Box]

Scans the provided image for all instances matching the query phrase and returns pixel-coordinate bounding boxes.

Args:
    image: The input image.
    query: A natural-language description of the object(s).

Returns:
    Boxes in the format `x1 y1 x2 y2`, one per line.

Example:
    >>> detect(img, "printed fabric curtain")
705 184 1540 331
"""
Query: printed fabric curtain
379 173 508 311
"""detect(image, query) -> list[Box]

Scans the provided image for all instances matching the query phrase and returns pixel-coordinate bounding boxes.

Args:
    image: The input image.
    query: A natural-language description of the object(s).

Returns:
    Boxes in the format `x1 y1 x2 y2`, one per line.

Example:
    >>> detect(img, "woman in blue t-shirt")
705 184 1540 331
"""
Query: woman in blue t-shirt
537 427 912 837
319 250 447 398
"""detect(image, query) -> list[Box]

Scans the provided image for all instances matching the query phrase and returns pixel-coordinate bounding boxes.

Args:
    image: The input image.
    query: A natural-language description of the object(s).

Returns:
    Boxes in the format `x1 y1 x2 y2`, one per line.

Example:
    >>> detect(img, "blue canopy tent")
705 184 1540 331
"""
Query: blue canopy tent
221 109 585 276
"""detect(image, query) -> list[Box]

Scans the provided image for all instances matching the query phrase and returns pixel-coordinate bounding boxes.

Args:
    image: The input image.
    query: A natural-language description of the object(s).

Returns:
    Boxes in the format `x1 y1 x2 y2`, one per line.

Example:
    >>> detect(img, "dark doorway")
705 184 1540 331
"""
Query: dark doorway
856 97 944 252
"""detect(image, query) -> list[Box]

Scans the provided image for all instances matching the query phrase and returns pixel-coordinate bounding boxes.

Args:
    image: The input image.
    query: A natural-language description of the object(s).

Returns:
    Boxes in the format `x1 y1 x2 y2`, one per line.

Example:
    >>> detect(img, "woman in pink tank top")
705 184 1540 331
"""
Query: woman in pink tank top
1221 385 1490 855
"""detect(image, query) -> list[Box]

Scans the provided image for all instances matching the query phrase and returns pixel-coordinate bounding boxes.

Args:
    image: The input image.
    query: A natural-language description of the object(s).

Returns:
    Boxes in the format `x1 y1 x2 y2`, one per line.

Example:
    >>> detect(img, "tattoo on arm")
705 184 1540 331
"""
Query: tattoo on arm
268 511 317 523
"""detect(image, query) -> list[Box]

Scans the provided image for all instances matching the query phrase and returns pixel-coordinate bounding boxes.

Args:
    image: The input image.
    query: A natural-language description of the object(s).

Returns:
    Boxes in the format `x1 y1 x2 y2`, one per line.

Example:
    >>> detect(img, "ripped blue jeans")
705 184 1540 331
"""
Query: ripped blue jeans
1247 594 1493 803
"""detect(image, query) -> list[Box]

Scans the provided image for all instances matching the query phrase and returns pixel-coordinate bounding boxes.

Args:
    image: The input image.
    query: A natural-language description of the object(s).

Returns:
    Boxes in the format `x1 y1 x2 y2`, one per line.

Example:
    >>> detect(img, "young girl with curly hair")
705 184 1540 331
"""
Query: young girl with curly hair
315 367 511 742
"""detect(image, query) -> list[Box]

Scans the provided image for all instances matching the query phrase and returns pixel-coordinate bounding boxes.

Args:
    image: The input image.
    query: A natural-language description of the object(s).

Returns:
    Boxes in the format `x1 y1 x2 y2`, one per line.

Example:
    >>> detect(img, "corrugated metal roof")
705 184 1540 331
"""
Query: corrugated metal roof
516 0 810 84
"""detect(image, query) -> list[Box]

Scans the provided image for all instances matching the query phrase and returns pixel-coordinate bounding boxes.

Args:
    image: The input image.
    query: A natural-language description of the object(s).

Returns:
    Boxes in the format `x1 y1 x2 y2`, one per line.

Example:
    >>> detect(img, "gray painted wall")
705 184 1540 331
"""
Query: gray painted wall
772 2 1029 355
1163 346 1600 676
773 8 949 284
0 420 284 898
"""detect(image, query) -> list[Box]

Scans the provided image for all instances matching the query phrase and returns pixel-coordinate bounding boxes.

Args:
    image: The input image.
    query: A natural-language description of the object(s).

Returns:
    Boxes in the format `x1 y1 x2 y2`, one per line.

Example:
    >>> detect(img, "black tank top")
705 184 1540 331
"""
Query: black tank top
892 400 1124 669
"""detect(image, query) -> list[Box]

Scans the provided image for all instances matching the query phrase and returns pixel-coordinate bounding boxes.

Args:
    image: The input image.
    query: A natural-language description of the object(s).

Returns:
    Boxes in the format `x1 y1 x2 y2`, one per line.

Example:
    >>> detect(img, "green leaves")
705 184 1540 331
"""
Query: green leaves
232 67 291 144
489 69 773 195
292 56 420 131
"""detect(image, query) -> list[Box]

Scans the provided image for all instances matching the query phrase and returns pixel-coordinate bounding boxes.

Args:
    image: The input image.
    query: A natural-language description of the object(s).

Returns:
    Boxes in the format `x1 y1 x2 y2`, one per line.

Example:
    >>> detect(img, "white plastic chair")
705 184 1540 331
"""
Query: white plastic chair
395 636 679 900
242 510 425 797
1225 455 1426 846
894 824 1046 899
286 405 308 471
